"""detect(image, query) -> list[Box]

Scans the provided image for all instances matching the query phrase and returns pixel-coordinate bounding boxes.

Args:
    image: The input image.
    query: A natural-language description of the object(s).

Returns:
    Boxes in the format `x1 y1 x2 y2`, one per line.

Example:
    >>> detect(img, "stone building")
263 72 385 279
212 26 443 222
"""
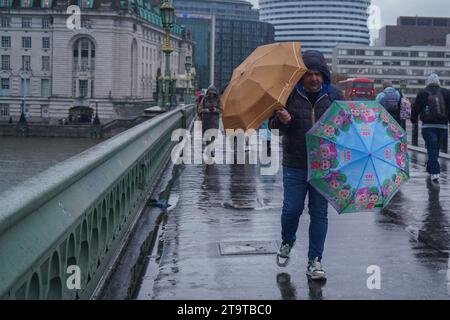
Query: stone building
0 0 193 122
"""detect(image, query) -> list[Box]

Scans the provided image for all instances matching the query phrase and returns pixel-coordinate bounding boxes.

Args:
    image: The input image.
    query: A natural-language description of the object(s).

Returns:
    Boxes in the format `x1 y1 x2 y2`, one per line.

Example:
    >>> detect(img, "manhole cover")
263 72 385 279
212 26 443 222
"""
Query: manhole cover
218 241 278 256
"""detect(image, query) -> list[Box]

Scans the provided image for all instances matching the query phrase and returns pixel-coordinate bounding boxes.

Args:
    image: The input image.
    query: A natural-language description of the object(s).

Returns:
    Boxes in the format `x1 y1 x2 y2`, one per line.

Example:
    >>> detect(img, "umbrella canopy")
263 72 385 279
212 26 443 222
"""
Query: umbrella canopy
222 42 307 130
306 101 410 214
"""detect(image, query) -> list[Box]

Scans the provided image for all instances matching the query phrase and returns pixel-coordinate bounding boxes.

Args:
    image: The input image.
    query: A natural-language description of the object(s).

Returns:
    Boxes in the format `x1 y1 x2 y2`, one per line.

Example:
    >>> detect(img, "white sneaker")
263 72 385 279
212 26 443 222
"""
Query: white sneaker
276 242 293 267
306 257 327 280
431 174 440 182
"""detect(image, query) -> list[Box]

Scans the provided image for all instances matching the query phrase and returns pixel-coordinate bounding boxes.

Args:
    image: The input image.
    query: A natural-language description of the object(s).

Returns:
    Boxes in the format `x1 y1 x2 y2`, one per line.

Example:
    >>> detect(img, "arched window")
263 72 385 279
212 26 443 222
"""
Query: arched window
72 38 95 98
73 38 95 72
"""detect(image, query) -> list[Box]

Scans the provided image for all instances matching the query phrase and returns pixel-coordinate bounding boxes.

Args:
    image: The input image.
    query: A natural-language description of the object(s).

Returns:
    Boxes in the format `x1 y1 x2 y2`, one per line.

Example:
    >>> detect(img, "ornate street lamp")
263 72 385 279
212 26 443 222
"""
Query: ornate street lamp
184 54 192 104
160 0 175 110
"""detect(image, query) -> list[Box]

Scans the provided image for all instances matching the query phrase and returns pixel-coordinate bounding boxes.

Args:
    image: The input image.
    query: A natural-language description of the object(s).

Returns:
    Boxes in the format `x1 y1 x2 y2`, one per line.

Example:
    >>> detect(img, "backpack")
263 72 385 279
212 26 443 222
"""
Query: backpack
383 89 400 115
421 89 448 122
400 97 411 120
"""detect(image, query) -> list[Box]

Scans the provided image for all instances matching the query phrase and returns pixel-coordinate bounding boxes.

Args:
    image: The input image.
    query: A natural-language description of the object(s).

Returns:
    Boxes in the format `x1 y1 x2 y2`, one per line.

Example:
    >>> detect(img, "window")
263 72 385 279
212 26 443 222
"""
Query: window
22 17 32 28
42 0 50 8
0 104 9 116
1 36 10 48
392 51 409 57
1 0 10 7
22 0 31 7
1 16 11 28
42 37 50 49
428 51 445 58
79 0 89 8
371 50 381 57
22 55 31 70
41 79 49 97
1 55 10 70
42 56 50 71
81 19 92 29
22 37 32 49
79 80 88 97
418 52 427 58
21 78 30 96
42 17 51 29
1 78 9 96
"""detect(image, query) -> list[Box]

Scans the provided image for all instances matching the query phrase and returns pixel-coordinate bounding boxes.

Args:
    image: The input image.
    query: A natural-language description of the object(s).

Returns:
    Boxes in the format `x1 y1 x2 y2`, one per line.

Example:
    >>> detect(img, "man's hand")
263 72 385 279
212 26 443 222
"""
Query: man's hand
276 108 292 124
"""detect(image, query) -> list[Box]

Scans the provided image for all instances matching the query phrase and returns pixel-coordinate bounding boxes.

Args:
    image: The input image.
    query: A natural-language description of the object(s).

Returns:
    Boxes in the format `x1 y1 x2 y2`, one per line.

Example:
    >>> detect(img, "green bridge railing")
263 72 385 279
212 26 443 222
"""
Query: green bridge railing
0 105 195 300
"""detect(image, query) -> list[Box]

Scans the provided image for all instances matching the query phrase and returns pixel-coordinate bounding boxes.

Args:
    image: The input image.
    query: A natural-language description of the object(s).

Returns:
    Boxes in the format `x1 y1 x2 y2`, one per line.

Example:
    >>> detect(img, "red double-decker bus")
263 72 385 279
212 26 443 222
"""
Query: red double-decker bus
337 78 376 101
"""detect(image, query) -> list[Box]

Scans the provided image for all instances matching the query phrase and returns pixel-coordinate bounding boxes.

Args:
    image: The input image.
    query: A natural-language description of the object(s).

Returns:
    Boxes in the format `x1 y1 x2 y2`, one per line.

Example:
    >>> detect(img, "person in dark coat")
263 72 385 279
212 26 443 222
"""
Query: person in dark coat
411 73 450 182
269 50 343 279
200 85 222 135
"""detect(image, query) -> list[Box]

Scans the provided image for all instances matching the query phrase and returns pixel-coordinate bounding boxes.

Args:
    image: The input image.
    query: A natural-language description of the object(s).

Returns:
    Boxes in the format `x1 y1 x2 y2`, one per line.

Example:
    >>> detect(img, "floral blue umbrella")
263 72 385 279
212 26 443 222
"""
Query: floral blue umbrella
306 101 410 214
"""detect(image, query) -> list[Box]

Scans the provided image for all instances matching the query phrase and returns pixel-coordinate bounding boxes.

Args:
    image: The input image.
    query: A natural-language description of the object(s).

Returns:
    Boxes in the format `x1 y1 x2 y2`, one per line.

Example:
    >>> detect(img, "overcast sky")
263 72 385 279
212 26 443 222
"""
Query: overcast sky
248 0 450 28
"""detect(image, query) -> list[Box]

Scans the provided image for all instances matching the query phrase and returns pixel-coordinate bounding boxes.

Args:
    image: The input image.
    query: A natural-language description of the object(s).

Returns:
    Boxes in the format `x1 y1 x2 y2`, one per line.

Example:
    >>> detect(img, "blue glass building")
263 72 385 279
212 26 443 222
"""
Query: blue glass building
174 0 274 92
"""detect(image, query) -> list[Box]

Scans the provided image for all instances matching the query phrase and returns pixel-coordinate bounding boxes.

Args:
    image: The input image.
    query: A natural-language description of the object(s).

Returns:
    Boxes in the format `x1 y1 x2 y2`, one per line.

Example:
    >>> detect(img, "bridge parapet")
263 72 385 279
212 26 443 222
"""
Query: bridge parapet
0 105 195 300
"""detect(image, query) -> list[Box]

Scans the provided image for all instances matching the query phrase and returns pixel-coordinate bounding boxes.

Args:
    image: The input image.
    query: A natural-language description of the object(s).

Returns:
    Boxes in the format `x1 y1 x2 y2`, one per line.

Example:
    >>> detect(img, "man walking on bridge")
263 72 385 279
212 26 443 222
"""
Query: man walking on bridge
269 50 343 280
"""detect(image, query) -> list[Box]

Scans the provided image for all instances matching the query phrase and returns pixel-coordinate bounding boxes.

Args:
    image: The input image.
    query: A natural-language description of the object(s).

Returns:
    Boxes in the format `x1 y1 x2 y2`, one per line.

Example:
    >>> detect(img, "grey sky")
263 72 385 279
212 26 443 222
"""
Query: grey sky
248 0 450 28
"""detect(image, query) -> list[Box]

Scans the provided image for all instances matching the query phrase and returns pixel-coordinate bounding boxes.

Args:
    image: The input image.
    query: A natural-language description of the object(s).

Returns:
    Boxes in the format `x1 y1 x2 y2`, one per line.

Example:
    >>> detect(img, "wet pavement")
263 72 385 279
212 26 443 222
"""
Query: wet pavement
136 145 450 300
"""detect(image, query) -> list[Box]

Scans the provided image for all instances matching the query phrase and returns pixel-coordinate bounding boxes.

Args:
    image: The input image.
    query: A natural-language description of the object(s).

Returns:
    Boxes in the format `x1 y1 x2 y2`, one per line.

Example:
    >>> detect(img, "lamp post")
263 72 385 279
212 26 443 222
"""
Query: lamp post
93 99 100 125
160 0 175 110
184 54 192 104
19 97 27 124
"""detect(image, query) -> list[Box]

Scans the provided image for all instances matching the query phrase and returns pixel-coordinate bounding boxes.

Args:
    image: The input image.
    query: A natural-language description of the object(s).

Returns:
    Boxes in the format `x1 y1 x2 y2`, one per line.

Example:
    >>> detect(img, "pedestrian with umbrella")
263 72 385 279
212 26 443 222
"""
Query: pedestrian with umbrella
269 50 343 279
222 43 410 281
200 85 223 156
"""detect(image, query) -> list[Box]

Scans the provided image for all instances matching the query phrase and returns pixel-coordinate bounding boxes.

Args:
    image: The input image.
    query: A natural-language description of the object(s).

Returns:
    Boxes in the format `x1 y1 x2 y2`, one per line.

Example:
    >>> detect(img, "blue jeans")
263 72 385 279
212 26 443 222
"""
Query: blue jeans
422 128 448 174
281 166 328 261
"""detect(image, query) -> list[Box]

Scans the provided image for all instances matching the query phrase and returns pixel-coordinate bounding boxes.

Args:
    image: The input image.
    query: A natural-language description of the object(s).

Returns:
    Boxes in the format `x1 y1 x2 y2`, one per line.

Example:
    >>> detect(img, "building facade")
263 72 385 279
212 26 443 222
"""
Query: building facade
332 43 450 100
0 0 193 122
259 0 370 58
377 16 450 47
174 0 274 92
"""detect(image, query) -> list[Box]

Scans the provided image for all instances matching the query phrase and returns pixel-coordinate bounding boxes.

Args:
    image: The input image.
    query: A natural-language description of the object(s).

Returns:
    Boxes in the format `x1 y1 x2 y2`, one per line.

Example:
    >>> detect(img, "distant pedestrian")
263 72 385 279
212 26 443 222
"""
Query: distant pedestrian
200 85 222 135
411 73 450 182
376 81 402 126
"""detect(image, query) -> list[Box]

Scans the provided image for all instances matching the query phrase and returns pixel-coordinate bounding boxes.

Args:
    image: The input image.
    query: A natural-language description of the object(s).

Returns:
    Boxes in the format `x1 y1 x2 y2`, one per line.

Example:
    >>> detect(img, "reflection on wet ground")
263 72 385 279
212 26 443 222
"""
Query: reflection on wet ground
138 149 450 299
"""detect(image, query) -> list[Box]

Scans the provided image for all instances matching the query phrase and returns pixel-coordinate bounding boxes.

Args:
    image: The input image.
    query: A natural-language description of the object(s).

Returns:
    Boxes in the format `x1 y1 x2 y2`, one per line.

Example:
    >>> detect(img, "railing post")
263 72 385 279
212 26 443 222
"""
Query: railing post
412 122 419 147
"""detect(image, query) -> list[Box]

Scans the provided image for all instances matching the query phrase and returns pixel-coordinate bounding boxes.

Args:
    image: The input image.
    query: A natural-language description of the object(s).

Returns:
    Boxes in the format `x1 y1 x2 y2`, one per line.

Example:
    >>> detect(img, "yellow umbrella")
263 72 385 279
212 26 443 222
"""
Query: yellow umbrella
222 42 307 130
